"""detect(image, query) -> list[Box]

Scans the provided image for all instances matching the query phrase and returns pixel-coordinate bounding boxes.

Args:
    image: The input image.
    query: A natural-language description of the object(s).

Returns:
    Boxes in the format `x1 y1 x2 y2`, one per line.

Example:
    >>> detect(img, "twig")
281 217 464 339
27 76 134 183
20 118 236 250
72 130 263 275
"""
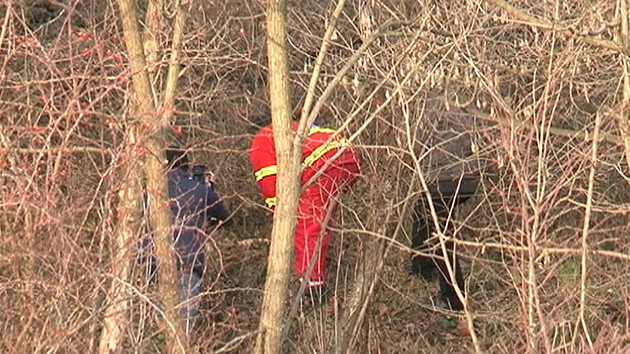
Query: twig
620 0 630 171
576 111 600 348
280 199 337 344
1 146 107 154
161 0 190 125
483 0 623 53
214 330 261 354
304 18 404 129
296 0 348 137
455 102 623 146
404 100 482 353
338 227 630 263
0 0 11 56
300 28 430 192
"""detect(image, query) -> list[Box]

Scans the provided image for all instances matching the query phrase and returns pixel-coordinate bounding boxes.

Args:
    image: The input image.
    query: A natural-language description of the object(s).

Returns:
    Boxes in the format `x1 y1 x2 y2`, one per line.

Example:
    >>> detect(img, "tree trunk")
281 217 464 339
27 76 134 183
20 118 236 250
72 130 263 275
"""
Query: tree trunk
254 0 300 353
336 216 387 354
112 0 190 352
98 134 142 354
619 0 630 170
336 2 381 351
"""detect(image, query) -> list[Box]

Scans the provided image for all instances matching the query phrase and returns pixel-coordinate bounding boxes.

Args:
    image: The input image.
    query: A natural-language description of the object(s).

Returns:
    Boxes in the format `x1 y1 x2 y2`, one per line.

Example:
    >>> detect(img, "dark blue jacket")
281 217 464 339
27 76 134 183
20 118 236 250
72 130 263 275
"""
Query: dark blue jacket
167 167 230 276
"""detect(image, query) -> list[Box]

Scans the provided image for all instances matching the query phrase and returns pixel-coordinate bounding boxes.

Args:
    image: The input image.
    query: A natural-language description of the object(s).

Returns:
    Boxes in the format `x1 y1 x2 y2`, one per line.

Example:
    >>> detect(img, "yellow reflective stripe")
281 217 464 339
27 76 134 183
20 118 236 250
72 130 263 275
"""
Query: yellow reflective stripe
257 130 348 208
308 126 336 136
265 197 277 208
302 138 348 168
255 165 278 181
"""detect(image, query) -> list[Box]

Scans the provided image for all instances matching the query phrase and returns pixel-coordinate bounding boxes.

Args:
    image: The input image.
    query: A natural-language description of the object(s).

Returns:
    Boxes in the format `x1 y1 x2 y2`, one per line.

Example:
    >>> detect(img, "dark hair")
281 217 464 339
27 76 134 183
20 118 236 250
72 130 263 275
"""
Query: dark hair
165 148 189 170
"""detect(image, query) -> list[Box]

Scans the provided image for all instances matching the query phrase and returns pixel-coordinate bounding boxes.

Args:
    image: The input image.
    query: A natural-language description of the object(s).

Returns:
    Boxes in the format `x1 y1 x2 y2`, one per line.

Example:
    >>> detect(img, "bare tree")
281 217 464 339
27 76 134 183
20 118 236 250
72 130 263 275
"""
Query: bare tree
99 0 192 353
619 0 630 170
253 0 301 353
97 132 142 354
4 0 630 353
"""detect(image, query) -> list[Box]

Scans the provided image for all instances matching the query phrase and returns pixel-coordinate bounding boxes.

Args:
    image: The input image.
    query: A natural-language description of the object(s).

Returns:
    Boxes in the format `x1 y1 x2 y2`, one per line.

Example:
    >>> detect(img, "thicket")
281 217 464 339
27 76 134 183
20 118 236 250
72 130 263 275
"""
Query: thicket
1 0 629 353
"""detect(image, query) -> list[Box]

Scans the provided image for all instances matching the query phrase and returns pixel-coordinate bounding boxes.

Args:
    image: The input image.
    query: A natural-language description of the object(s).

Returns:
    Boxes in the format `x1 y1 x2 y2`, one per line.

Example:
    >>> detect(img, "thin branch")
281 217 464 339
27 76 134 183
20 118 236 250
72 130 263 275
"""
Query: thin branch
280 199 337 344
457 103 623 145
215 330 261 354
161 0 190 124
1 146 107 154
483 0 623 52
620 0 630 171
403 101 482 353
305 18 403 129
0 0 12 54
577 111 600 348
338 227 630 263
296 0 348 136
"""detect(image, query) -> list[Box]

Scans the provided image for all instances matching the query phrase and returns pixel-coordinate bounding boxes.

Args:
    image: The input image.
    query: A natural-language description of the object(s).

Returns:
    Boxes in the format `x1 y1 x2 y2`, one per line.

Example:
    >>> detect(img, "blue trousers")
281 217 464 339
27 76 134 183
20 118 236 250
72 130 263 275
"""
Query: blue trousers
177 270 202 334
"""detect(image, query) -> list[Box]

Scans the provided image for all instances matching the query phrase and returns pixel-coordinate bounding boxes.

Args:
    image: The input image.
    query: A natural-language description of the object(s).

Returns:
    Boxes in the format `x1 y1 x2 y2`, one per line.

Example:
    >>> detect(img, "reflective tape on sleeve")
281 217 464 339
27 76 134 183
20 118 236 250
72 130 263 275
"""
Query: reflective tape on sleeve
255 165 278 181
265 197 277 208
256 130 347 209
299 277 325 287
302 138 348 168
308 126 336 136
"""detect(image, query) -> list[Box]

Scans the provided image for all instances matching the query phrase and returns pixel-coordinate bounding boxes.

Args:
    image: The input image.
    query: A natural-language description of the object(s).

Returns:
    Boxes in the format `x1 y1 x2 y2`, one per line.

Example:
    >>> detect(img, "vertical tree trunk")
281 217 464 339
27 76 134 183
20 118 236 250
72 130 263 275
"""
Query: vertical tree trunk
336 210 388 354
336 2 380 351
254 0 301 353
619 0 630 169
98 134 142 354
111 0 190 352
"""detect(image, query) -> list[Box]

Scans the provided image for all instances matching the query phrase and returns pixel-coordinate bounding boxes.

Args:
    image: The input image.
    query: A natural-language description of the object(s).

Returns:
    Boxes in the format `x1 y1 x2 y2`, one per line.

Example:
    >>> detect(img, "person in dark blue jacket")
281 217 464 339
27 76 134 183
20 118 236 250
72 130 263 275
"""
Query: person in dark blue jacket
142 148 230 333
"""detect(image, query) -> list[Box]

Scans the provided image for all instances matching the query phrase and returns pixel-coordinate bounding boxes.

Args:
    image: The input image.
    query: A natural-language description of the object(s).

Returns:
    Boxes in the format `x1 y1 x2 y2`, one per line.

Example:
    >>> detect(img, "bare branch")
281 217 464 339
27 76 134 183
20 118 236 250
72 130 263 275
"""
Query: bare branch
484 0 623 52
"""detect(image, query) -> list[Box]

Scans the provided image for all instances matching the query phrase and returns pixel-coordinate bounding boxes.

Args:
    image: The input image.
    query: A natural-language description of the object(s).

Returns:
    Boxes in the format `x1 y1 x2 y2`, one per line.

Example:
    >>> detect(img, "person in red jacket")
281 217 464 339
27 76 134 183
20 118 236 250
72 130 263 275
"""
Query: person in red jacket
248 115 361 306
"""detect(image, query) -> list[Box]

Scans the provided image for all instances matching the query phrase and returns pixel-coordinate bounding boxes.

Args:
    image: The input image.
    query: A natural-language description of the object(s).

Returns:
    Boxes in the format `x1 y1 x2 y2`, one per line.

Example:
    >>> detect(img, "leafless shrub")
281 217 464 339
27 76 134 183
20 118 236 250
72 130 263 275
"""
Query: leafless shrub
2 0 630 353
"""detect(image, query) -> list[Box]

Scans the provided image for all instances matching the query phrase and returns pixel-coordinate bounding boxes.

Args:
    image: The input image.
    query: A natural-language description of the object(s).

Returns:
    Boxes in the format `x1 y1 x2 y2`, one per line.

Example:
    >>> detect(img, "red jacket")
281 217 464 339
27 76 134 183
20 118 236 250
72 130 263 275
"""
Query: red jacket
249 121 359 208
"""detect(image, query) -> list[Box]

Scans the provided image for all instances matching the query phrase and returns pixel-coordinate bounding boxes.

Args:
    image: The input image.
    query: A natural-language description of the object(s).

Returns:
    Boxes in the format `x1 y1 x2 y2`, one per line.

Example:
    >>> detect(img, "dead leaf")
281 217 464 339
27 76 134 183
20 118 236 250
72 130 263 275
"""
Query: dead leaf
456 318 471 337
378 303 389 317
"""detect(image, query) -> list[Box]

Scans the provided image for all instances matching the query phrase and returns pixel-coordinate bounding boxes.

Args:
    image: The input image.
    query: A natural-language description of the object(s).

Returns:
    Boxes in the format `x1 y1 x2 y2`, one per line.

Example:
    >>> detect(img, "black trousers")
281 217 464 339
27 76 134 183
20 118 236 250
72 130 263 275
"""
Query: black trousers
410 177 478 309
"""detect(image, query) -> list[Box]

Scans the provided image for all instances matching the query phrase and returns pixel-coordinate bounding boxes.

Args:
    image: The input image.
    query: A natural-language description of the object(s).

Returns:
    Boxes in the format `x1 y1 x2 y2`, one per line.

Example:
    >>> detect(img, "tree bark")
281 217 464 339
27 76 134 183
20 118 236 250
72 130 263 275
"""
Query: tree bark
111 0 190 352
619 0 630 170
336 2 380 351
98 134 142 354
336 217 387 354
254 0 300 353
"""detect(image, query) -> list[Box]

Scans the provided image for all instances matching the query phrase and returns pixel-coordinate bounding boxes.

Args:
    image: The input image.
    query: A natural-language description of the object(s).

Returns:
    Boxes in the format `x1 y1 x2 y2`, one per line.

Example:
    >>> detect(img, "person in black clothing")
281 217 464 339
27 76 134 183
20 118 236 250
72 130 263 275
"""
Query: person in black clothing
408 94 485 311
410 177 479 311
